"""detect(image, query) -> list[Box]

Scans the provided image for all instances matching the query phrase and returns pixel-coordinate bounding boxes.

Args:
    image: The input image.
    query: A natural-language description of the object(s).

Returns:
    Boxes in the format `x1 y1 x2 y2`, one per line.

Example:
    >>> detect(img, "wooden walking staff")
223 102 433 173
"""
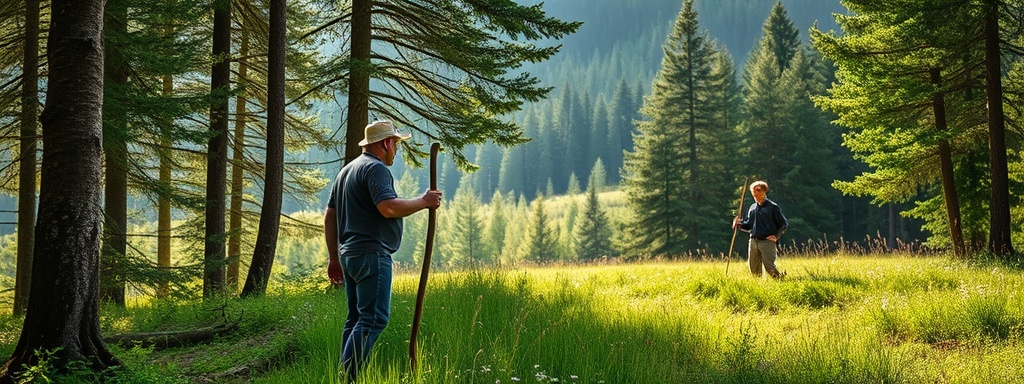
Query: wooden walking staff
726 178 749 275
409 143 440 371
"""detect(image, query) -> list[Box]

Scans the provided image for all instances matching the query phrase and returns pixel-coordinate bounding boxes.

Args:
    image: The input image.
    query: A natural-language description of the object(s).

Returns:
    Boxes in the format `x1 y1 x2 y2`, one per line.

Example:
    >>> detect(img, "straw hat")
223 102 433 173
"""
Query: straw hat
358 120 411 146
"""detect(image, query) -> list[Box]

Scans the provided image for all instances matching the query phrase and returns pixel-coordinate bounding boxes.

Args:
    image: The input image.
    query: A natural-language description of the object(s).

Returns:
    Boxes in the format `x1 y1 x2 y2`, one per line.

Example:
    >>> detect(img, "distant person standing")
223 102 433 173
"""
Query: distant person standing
324 120 442 381
732 180 788 278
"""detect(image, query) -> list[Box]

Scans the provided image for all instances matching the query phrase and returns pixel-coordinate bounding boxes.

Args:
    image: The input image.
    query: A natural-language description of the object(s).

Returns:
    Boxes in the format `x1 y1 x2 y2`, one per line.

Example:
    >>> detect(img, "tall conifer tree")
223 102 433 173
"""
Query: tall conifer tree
621 0 718 258
524 194 556 262
811 0 1018 254
606 79 636 186
740 2 839 242
574 164 614 260
440 180 486 267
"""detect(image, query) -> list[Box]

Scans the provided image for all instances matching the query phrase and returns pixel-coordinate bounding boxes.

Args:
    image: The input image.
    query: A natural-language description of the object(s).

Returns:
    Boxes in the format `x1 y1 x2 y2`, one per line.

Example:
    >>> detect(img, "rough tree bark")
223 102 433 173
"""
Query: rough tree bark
14 0 40 317
228 25 249 293
929 68 966 258
345 0 372 163
242 0 286 297
100 0 129 306
982 0 1014 257
205 0 231 298
0 0 121 379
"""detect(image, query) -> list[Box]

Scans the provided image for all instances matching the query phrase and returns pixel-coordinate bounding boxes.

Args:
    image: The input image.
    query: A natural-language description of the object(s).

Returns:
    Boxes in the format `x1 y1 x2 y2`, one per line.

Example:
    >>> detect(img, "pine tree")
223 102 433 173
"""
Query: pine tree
621 0 719 257
810 0 1012 254
567 173 581 196
96 0 216 301
474 144 503 200
740 2 841 243
12 0 41 316
761 2 800 73
483 189 509 260
524 194 557 263
546 86 573 192
574 182 614 260
589 95 610 176
588 158 607 192
440 178 485 267
774 48 840 241
558 194 579 261
0 0 120 376
497 146 521 196
502 194 531 263
606 78 635 186
328 0 581 168
205 0 232 298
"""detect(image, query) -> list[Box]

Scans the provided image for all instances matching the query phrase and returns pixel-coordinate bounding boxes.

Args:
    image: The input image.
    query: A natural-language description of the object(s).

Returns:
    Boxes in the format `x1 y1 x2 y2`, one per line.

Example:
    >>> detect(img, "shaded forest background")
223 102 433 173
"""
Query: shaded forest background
8 0 1021 298
2 0 1022 379
0 1 915 273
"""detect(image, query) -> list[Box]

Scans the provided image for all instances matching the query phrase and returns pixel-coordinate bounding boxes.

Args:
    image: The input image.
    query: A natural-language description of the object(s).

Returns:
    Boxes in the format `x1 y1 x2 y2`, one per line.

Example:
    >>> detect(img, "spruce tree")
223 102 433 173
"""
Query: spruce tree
474 144 503 200
621 0 719 257
810 0 1012 254
740 2 840 243
0 0 120 376
524 194 556 263
761 2 800 73
497 146 521 196
606 79 636 186
588 158 607 192
96 0 215 301
589 96 610 175
574 168 614 260
774 48 840 241
483 189 509 260
325 0 581 167
440 180 485 267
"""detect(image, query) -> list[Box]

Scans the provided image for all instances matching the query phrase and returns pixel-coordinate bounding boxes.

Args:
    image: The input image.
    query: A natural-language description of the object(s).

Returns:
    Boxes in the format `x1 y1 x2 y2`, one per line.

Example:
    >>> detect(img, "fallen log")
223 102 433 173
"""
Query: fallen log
104 321 239 350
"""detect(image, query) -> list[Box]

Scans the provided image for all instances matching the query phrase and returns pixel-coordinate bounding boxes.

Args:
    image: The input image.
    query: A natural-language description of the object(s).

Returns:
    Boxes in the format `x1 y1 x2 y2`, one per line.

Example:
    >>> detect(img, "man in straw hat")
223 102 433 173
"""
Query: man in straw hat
323 120 442 381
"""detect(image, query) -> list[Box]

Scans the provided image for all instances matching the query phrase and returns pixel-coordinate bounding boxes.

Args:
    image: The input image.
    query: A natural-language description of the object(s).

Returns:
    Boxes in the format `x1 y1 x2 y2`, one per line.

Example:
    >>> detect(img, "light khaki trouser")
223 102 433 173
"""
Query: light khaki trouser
748 238 781 278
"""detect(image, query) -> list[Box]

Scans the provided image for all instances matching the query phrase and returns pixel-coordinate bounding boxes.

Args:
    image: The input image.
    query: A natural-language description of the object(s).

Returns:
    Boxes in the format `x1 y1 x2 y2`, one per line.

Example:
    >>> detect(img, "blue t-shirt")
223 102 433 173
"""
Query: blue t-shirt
740 198 788 240
327 152 402 254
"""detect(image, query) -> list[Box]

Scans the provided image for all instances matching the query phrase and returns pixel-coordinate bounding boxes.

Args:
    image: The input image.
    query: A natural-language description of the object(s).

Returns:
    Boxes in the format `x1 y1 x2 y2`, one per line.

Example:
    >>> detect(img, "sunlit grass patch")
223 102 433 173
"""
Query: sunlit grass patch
779 279 858 309
869 289 1024 346
5 255 1024 383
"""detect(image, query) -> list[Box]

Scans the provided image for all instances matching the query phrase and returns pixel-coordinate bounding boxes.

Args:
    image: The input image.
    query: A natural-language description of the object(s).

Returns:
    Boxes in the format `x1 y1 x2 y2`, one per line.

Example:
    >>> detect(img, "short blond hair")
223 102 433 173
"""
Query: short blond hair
750 180 768 193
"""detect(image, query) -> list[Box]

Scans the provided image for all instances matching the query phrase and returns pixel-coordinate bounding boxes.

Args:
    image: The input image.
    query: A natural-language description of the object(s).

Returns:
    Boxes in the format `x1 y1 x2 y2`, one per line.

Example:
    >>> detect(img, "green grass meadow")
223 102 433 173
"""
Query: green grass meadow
3 255 1024 383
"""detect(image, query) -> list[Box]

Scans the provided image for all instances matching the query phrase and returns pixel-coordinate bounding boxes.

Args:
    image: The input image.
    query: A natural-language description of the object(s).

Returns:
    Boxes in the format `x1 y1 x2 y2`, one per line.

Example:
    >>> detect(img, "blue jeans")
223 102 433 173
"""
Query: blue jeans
339 251 393 381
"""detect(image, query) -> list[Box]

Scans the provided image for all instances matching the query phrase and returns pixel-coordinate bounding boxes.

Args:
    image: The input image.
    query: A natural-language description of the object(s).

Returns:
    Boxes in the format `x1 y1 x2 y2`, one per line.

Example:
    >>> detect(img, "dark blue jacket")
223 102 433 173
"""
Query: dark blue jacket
739 198 788 240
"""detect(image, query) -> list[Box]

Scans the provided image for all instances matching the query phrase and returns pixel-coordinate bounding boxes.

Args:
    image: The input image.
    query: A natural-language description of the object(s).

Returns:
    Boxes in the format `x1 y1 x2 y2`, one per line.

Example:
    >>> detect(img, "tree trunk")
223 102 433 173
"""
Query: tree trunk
241 0 285 297
887 203 896 250
228 26 249 292
929 68 966 258
982 0 1014 258
346 0 372 162
158 72 173 298
205 0 231 298
100 0 129 306
0 0 121 379
14 0 40 317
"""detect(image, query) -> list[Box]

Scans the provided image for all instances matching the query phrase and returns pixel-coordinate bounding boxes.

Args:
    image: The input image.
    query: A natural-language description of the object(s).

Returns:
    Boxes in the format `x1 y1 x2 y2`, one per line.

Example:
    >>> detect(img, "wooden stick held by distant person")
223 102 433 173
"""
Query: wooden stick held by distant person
726 178 749 275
